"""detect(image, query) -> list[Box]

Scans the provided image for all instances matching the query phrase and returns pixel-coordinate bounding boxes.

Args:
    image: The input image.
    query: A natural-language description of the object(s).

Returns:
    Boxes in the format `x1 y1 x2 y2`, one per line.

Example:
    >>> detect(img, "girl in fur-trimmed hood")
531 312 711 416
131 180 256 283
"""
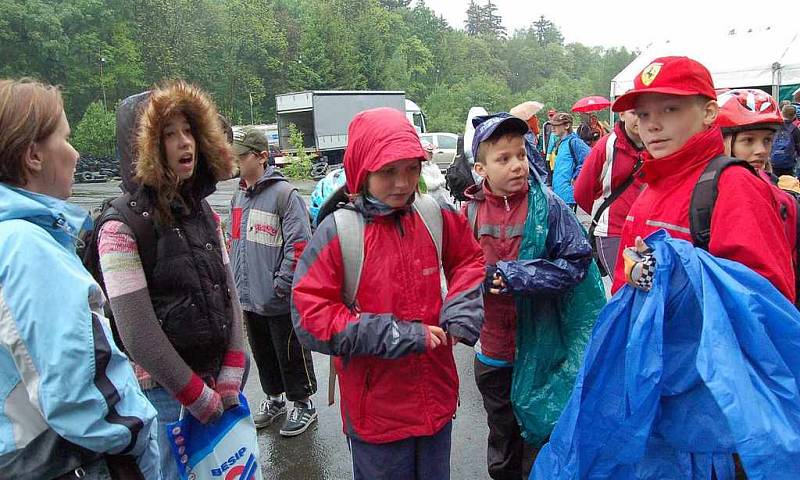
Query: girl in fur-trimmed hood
134 79 234 223
96 80 246 479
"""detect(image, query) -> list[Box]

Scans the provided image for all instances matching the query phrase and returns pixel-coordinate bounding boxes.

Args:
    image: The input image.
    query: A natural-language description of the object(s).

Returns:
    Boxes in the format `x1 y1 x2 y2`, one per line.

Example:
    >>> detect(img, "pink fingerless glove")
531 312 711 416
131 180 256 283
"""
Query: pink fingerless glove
176 374 223 424
216 351 246 409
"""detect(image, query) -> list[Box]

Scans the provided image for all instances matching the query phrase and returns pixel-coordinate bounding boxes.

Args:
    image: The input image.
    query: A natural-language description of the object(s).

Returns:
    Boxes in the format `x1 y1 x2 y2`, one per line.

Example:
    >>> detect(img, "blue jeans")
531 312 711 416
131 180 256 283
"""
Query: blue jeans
348 421 452 480
144 387 181 480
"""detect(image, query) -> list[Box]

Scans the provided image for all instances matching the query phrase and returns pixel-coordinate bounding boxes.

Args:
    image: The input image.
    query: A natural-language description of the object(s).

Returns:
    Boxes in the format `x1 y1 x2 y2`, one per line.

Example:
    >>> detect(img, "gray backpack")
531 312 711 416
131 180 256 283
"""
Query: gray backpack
325 193 447 404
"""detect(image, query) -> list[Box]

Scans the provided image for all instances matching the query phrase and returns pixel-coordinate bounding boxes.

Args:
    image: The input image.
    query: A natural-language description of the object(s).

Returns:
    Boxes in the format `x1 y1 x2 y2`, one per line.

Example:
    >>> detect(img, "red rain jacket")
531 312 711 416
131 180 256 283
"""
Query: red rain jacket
574 121 645 237
291 108 485 443
611 127 796 301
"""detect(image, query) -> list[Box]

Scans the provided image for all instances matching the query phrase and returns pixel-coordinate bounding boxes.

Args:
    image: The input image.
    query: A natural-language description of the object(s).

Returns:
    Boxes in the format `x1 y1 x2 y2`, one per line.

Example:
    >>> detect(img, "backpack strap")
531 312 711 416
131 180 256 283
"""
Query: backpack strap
330 206 365 407
333 208 365 308
273 182 297 220
604 132 616 169
466 200 479 238
567 136 579 173
689 155 757 251
589 139 643 239
412 194 447 300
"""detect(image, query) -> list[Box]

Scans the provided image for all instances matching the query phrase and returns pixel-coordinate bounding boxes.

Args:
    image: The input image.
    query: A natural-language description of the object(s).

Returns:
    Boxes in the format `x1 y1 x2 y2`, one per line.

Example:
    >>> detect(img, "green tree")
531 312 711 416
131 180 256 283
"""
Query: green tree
483 1 506 39
71 101 116 157
0 0 636 135
378 0 411 8
464 1 482 36
383 36 434 100
283 123 315 179
465 0 505 38
424 75 513 133
532 15 563 46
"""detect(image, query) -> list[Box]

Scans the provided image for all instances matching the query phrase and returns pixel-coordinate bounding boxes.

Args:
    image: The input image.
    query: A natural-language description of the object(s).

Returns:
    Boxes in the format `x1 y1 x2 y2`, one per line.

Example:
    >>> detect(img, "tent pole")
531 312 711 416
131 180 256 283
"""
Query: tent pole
772 62 782 98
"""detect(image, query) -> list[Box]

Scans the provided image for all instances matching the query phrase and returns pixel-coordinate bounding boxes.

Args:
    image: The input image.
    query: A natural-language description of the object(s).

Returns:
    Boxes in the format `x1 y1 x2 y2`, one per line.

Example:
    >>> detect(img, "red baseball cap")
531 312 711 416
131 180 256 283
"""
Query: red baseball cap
612 56 716 112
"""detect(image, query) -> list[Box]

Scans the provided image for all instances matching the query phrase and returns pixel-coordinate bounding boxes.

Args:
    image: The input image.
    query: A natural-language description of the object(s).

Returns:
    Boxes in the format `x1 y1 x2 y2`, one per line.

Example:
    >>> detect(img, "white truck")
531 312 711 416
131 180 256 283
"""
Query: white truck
275 90 426 171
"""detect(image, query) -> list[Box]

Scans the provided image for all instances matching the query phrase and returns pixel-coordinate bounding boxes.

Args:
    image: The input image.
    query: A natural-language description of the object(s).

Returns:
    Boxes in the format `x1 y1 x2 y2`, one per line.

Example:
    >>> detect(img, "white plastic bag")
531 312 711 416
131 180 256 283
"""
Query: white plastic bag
167 393 264 480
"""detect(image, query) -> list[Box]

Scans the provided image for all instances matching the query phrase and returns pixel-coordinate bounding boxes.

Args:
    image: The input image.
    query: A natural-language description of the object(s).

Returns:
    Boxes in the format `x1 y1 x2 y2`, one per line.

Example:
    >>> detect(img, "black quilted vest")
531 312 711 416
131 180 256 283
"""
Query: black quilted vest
115 187 233 376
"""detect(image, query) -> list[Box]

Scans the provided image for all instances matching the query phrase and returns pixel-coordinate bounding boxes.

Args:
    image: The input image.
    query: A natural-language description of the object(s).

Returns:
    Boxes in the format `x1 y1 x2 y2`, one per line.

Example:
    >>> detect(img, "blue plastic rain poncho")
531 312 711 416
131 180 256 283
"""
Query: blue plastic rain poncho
533 229 800 480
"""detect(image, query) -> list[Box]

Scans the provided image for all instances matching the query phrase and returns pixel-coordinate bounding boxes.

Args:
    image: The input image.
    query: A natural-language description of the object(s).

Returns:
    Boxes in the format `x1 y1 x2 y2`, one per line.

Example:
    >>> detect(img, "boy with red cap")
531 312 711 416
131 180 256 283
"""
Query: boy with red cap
611 56 795 303
291 108 485 479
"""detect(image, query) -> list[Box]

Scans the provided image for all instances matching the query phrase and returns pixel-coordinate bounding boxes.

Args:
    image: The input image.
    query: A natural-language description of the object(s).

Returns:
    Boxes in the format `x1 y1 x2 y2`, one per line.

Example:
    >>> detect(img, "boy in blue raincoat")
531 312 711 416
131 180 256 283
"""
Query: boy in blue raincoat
463 113 606 479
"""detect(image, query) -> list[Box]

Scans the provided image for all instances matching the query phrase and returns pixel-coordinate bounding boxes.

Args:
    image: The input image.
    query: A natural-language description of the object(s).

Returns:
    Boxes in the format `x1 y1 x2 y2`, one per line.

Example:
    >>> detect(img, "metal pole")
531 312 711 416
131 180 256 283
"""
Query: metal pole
99 56 107 109
248 91 254 124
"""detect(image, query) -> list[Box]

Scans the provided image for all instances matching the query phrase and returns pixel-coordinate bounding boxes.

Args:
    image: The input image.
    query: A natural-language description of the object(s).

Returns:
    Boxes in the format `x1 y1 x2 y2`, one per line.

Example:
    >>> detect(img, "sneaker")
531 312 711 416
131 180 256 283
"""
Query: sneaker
253 398 287 429
279 402 318 437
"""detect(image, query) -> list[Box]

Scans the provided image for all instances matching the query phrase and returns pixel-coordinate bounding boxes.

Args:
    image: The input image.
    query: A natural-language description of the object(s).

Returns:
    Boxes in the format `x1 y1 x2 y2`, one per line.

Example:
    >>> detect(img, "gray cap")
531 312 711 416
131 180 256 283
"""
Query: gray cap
233 127 269 155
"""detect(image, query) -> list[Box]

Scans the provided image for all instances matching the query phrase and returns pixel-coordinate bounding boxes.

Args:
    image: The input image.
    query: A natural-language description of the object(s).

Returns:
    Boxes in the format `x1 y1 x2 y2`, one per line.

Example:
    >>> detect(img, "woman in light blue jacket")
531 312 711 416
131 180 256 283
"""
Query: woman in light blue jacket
0 79 160 479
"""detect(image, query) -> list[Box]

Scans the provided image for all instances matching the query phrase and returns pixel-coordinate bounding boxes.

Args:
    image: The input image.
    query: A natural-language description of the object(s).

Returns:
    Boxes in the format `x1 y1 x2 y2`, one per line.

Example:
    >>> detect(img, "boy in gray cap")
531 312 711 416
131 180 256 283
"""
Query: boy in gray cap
229 127 318 436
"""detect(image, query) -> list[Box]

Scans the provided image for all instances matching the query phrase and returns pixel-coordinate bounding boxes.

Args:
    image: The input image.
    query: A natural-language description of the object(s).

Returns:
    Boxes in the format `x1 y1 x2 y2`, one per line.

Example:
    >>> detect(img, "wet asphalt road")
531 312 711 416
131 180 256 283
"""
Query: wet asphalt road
70 179 493 479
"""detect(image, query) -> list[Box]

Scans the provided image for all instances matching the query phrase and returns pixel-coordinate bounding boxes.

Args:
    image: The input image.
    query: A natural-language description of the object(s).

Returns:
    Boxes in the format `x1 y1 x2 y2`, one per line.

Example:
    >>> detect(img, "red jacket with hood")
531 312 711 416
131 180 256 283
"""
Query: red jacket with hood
463 181 529 362
611 127 796 301
574 121 645 237
291 108 485 444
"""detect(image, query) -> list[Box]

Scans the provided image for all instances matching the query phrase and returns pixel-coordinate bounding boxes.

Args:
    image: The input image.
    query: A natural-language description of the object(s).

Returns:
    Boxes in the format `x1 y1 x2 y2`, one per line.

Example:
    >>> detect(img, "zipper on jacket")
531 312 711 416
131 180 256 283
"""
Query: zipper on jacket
359 369 372 418
503 195 510 212
173 227 183 239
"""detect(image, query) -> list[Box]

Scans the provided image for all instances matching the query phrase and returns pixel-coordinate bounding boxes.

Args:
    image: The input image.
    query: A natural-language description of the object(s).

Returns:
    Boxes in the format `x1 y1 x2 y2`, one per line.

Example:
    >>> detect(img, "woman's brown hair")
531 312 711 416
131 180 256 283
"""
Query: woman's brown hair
0 79 64 186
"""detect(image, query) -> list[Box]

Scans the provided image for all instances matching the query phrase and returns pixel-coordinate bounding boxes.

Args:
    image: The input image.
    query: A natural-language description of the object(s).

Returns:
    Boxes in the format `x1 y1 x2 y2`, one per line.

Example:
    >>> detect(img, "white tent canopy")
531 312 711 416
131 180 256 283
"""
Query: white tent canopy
611 27 800 99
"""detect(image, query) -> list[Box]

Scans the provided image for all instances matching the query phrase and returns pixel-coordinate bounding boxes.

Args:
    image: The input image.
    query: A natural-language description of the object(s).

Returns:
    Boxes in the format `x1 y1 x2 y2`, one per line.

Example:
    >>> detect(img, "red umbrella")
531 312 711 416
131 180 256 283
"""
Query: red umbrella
572 96 611 113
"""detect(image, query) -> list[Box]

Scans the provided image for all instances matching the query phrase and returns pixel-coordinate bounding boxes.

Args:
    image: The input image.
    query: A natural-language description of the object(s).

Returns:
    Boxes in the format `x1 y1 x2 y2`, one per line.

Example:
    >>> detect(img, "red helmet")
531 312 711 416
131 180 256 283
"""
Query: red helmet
717 88 783 132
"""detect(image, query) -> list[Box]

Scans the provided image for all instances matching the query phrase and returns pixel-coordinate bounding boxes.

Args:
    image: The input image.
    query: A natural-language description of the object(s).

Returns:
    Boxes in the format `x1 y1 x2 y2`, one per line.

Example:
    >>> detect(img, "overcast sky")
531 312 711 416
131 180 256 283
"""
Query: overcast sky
422 0 798 51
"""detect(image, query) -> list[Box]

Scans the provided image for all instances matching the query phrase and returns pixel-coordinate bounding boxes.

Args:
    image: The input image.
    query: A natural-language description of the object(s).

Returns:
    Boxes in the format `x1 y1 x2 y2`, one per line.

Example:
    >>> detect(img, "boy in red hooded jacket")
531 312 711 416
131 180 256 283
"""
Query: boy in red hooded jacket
611 56 795 303
291 108 485 479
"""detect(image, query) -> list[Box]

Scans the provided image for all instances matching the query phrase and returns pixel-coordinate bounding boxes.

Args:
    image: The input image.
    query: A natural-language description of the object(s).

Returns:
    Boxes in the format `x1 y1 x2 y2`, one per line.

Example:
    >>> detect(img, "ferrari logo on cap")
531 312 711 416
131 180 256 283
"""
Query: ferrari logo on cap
641 63 663 86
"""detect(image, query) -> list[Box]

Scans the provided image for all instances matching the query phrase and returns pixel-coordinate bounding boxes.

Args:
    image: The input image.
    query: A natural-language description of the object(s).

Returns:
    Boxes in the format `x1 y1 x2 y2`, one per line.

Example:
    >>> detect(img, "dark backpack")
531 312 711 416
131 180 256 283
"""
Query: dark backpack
445 135 475 202
689 155 800 304
771 123 799 170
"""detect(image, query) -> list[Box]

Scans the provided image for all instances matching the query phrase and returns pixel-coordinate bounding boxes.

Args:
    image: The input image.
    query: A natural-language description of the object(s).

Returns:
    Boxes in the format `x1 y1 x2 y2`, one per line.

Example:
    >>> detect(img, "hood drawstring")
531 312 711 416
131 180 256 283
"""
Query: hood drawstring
53 214 85 249
394 212 406 237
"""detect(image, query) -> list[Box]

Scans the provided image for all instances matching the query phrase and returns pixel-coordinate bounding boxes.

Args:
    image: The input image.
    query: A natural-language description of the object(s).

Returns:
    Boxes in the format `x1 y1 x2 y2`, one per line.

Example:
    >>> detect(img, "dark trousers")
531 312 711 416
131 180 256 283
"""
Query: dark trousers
244 311 317 401
596 235 621 282
349 422 452 480
474 357 536 480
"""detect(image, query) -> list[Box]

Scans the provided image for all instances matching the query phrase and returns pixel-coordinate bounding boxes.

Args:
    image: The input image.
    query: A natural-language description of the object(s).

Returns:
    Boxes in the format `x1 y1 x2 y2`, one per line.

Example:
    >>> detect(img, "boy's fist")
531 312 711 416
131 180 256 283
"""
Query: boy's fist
489 273 508 295
623 236 655 291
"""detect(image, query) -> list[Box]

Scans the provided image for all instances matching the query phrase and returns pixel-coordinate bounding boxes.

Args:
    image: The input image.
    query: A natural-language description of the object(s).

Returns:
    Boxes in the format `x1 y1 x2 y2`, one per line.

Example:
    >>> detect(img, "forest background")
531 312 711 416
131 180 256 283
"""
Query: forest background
1 0 637 157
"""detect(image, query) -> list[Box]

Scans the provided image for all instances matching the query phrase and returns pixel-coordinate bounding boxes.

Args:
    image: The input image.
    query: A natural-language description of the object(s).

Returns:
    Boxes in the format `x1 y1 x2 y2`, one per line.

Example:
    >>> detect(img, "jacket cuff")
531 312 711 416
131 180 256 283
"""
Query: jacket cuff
412 322 429 353
273 276 291 298
445 324 478 347
222 350 246 368
175 374 205 406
